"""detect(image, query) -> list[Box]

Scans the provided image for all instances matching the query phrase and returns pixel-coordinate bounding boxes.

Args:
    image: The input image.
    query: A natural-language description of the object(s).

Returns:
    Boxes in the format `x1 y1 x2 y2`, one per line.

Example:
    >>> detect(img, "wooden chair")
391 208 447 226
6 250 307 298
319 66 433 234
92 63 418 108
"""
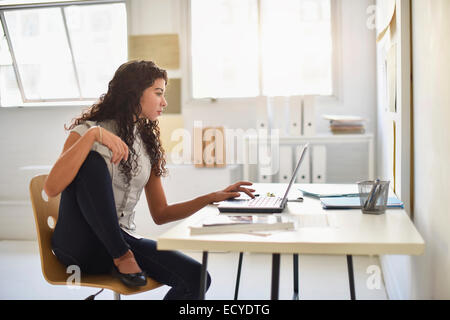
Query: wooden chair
29 174 162 300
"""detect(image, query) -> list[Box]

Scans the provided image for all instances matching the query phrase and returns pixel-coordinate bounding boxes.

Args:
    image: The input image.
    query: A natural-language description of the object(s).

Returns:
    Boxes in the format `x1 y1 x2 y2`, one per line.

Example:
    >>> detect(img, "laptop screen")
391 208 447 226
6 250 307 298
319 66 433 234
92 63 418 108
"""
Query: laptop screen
280 144 309 206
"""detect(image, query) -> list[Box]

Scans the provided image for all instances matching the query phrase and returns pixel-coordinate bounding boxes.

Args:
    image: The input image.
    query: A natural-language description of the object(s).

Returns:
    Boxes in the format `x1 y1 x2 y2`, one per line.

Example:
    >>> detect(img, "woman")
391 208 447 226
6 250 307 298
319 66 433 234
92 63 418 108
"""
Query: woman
44 60 255 299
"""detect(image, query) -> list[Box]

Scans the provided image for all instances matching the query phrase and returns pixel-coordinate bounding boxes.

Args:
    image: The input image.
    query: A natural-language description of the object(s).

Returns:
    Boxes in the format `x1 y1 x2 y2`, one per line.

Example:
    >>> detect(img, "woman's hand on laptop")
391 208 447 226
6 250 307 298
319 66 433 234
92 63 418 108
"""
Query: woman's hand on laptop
209 181 256 203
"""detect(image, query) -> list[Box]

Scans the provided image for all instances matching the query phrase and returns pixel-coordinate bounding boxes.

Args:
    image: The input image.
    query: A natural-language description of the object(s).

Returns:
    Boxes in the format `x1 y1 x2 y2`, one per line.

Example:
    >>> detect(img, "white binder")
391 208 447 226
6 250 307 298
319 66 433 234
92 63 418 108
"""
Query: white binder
289 96 302 136
256 96 269 131
278 146 293 183
295 145 310 183
303 95 316 136
258 163 273 183
270 96 289 135
258 134 278 183
312 145 327 183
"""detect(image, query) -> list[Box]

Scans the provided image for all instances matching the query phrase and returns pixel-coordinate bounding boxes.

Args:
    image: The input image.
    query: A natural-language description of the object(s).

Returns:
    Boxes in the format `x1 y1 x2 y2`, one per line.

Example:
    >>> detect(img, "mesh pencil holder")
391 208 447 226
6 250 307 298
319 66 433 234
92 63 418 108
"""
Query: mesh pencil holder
358 180 390 214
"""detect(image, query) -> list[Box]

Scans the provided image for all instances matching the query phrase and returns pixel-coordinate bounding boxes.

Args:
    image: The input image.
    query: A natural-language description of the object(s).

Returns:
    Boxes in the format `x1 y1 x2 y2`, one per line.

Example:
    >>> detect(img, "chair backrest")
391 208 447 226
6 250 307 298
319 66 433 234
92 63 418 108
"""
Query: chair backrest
29 174 67 285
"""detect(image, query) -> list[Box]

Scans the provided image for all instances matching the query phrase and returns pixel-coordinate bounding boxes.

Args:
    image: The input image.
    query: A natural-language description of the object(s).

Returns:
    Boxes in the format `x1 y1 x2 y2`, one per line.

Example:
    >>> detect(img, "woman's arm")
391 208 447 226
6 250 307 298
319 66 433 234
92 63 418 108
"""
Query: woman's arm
44 126 129 198
145 169 255 225
44 128 99 197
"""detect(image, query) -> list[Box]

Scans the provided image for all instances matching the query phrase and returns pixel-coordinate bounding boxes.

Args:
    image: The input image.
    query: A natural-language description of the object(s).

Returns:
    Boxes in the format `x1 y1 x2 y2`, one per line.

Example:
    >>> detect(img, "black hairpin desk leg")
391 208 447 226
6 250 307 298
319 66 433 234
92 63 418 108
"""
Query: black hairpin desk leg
293 254 299 300
234 252 244 300
199 251 208 300
347 255 356 300
271 253 280 300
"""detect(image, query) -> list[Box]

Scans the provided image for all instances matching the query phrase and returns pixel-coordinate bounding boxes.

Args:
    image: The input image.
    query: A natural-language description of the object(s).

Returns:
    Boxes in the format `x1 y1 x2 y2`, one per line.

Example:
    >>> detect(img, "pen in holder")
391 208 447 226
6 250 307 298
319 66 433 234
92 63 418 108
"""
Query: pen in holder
358 180 390 214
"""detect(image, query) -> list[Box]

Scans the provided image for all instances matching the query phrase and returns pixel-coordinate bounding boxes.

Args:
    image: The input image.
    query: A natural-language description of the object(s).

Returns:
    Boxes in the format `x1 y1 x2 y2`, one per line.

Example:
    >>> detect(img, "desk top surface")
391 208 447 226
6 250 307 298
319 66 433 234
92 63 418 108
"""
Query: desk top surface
156 184 425 256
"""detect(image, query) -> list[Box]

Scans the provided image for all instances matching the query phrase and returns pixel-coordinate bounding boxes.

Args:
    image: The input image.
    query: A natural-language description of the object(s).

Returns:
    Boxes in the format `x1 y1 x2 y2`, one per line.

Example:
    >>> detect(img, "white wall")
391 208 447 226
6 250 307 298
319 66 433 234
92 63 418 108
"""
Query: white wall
409 0 450 299
0 0 377 240
378 0 450 299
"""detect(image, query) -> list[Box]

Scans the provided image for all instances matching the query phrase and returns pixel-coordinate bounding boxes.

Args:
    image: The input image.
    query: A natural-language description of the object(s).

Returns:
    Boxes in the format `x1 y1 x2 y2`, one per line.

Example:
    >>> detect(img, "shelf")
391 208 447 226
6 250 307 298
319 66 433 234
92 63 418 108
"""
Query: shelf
246 134 374 144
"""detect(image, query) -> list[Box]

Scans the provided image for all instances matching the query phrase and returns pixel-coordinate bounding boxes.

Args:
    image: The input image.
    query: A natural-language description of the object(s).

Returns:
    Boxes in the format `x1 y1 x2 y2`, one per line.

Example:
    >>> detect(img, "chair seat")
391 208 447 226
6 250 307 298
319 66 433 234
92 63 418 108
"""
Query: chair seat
43 253 161 295
42 245 162 295
47 269 161 295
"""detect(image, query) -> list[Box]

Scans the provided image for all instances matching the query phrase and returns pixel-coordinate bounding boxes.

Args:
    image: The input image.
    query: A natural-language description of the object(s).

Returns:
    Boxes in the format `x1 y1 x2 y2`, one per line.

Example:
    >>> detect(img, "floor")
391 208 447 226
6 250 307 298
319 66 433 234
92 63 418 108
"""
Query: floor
0 240 388 300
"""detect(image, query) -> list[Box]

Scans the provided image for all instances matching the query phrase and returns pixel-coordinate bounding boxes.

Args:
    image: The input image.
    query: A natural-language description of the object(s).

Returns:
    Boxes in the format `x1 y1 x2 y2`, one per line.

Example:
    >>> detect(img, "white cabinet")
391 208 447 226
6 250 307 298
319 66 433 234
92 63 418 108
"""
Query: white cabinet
244 135 374 183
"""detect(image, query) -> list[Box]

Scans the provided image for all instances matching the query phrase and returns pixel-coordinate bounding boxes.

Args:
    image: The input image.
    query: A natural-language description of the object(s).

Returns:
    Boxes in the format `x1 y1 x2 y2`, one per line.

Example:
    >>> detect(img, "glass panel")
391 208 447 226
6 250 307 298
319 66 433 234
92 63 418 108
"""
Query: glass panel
65 3 127 98
5 8 79 100
0 20 22 106
261 0 332 96
191 0 259 98
0 22 12 65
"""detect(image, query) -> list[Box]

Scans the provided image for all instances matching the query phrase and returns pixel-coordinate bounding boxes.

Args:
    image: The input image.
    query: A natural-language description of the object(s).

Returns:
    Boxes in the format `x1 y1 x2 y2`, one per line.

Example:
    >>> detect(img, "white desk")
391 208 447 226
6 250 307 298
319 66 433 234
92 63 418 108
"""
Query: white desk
157 183 425 300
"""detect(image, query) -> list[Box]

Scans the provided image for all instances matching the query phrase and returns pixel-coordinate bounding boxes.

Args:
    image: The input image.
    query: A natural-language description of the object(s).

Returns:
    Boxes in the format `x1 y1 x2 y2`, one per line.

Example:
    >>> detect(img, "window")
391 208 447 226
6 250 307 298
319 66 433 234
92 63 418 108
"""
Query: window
191 0 259 99
0 0 127 106
190 0 333 99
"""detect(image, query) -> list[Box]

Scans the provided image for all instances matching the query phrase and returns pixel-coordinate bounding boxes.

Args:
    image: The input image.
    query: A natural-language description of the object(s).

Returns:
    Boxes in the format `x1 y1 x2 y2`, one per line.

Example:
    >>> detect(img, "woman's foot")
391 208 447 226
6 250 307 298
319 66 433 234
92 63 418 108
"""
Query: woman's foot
112 250 147 287
113 250 142 274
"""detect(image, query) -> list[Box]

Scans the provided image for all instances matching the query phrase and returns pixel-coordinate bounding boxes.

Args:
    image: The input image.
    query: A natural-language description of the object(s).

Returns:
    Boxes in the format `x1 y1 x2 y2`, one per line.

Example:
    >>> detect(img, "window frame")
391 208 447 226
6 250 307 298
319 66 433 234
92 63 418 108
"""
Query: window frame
0 0 126 107
184 0 342 105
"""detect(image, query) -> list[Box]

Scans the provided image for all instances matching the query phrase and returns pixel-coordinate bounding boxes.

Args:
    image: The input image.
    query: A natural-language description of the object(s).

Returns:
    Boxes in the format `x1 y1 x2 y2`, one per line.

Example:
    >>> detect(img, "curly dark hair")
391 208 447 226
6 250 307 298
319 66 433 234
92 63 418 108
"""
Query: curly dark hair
66 60 169 186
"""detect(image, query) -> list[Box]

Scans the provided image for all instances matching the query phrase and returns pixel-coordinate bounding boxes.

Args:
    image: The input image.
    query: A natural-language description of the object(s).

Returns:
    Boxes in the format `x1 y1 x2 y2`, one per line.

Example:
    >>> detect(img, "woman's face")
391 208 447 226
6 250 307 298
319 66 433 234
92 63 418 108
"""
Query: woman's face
139 78 167 121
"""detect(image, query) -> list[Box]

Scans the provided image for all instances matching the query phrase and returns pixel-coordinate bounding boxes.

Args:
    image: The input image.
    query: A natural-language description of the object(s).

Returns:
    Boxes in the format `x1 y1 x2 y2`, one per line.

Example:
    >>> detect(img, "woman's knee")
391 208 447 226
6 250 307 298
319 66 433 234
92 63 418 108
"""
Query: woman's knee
82 151 106 169
77 151 109 179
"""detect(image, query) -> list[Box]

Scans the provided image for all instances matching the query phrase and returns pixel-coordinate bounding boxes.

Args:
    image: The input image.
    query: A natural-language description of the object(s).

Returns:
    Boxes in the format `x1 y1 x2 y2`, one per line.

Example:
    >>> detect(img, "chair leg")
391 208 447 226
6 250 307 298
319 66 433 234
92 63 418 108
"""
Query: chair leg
114 292 121 300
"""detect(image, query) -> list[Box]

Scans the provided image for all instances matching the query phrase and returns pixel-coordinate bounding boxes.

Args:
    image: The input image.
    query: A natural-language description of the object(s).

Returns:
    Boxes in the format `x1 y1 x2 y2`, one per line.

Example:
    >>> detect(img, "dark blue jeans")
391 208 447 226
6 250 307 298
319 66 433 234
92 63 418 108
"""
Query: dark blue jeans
51 151 211 299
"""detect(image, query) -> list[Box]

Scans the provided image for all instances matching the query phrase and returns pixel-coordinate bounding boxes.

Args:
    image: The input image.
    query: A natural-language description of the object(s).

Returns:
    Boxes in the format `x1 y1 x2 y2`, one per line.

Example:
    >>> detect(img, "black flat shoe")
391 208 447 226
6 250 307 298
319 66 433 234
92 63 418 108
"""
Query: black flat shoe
112 266 147 288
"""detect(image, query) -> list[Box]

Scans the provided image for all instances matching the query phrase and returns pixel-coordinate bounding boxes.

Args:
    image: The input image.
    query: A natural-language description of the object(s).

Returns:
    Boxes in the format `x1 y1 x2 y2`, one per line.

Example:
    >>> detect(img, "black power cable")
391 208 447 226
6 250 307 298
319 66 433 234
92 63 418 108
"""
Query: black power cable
85 288 104 300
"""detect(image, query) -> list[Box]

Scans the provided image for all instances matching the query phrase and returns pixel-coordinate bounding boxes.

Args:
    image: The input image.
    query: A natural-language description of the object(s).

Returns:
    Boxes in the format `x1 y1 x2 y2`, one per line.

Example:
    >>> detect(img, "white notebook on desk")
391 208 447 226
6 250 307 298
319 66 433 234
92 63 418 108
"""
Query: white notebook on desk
189 215 294 235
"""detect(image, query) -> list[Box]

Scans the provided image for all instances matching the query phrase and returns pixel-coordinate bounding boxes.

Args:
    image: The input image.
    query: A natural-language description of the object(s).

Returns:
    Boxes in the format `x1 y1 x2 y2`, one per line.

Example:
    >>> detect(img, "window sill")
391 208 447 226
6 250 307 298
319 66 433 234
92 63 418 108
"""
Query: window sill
184 94 340 106
0 100 95 108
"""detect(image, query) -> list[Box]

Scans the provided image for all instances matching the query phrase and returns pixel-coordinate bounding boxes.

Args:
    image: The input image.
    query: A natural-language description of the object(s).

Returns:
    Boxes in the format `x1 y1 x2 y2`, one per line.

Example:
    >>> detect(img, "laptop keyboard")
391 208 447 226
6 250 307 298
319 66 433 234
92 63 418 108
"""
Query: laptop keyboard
247 197 282 207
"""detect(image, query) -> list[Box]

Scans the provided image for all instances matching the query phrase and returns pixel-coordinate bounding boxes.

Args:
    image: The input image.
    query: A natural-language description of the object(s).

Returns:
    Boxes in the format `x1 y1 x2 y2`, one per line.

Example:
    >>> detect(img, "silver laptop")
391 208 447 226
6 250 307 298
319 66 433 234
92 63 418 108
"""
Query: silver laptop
218 144 309 213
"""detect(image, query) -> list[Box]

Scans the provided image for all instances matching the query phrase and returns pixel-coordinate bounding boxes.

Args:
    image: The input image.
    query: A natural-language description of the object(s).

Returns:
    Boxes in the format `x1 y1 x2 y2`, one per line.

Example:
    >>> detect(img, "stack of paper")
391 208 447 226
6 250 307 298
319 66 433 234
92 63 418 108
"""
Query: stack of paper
189 215 294 235
323 115 366 134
